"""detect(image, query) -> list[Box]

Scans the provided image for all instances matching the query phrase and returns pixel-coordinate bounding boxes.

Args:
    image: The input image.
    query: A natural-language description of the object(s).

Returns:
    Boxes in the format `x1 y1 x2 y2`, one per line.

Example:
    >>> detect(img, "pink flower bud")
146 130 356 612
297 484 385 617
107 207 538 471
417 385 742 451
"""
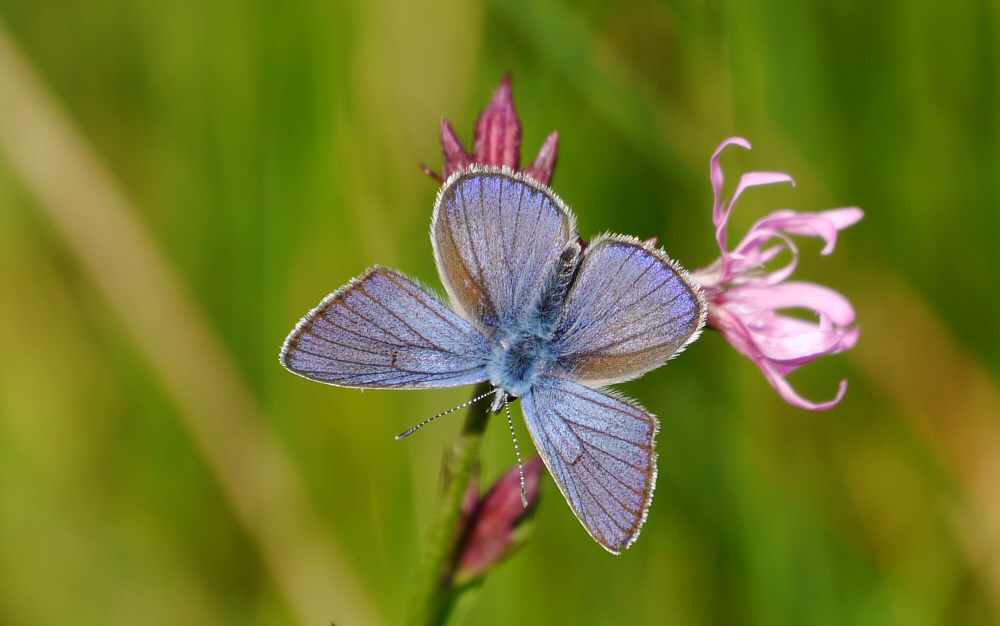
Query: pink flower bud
425 75 559 186
453 456 544 585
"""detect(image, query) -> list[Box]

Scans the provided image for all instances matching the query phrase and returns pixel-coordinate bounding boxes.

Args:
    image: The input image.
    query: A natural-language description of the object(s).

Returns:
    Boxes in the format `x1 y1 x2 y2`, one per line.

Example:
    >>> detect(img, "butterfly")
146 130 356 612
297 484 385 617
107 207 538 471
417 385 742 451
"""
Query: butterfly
280 167 706 553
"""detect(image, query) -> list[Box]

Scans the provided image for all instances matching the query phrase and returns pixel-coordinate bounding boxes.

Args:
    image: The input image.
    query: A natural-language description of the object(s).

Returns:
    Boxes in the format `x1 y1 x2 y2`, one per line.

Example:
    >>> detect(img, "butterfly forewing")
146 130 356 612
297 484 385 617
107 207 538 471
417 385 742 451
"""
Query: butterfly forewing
432 168 576 333
554 235 706 387
521 376 658 554
280 268 491 389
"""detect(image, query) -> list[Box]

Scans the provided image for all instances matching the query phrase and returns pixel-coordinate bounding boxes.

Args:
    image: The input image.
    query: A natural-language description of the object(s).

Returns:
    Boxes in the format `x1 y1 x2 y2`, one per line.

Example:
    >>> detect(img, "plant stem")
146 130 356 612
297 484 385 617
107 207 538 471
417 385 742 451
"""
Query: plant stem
405 380 493 626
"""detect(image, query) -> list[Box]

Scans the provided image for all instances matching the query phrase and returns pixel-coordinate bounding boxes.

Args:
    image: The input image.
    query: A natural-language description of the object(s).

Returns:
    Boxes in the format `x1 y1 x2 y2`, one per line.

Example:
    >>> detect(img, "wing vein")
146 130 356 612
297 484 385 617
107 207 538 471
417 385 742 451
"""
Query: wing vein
354 286 448 352
384 272 470 334
573 457 642 514
560 246 640 339
287 345 483 376
460 179 498 320
540 417 630 534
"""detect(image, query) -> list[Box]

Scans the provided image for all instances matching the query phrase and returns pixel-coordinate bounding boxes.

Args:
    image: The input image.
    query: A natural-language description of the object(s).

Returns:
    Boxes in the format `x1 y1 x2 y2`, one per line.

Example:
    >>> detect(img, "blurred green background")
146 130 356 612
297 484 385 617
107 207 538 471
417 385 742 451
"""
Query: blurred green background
1 0 998 624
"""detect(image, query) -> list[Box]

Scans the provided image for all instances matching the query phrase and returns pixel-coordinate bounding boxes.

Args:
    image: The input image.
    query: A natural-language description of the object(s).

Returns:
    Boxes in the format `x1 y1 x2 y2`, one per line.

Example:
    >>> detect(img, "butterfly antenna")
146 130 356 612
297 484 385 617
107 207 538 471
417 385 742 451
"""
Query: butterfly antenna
394 389 493 440
504 394 528 507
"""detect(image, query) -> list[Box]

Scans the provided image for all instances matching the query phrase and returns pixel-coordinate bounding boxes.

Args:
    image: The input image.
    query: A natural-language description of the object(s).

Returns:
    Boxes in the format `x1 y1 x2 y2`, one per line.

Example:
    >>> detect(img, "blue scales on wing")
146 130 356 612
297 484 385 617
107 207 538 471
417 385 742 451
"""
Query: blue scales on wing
280 268 491 389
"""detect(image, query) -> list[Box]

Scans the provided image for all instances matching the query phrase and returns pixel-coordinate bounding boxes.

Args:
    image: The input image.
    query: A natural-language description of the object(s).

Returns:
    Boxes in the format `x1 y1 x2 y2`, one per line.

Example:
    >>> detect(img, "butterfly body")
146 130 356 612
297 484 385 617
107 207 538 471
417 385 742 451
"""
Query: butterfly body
281 167 706 552
486 328 553 412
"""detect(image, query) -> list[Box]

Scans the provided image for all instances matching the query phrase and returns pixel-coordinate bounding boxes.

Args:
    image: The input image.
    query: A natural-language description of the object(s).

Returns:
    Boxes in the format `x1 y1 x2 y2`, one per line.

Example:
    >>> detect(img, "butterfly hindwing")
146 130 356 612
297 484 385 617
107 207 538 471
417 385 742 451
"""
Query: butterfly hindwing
554 235 706 387
521 375 658 554
280 268 491 389
432 168 577 334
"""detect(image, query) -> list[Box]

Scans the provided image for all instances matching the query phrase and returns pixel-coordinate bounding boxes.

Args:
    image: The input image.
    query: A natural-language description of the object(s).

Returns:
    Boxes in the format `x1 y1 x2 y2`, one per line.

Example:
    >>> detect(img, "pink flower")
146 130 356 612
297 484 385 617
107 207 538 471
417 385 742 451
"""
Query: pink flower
423 75 559 186
690 137 863 411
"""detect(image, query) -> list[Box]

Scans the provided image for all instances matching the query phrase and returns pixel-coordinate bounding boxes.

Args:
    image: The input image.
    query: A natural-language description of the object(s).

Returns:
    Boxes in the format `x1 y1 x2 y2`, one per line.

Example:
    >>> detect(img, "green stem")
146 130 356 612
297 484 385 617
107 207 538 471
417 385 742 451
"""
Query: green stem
405 380 493 626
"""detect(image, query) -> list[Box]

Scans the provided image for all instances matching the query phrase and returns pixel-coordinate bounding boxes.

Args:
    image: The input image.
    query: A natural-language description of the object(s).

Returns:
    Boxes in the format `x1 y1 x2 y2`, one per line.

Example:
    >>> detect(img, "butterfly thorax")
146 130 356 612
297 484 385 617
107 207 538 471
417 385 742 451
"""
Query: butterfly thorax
486 328 558 410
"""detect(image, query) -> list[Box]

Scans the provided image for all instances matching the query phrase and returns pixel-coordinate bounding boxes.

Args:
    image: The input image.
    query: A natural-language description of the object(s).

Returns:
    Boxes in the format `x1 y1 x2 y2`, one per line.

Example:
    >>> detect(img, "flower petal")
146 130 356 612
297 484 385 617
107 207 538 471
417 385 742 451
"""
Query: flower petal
823 207 865 231
732 172 796 204
707 304 759 362
734 281 856 327
751 326 842 363
716 310 850 404
751 208 861 255
710 137 752 249
834 324 860 351
711 137 752 207
729 232 798 285
761 361 849 411
748 311 828 341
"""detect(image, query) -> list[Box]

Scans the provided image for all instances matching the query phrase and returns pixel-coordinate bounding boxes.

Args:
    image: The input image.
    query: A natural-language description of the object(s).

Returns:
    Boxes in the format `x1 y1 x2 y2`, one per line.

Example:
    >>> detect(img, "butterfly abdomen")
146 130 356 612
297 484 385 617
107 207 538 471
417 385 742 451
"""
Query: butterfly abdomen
531 241 582 335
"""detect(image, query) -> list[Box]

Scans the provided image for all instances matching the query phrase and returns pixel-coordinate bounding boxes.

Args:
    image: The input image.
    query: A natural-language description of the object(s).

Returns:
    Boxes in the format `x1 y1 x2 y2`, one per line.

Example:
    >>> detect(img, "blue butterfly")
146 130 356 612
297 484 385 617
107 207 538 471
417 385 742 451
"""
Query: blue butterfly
280 168 706 553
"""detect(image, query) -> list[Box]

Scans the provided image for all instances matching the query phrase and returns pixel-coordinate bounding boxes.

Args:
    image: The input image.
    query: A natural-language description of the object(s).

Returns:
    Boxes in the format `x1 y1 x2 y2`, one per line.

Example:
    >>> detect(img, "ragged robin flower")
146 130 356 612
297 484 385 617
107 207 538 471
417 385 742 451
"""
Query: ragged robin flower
689 137 863 410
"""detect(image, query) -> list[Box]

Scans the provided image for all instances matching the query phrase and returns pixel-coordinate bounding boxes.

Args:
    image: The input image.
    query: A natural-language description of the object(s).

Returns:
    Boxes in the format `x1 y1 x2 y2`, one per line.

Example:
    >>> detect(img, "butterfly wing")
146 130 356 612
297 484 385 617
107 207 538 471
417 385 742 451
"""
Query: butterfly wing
280 268 490 389
554 234 706 387
521 375 658 553
431 168 577 334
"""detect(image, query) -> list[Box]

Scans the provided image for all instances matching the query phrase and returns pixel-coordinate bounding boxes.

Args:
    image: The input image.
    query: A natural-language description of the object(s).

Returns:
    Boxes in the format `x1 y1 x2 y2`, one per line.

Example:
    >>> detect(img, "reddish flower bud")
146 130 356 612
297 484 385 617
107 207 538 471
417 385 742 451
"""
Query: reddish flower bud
453 456 544 585
426 75 559 186
471 75 521 172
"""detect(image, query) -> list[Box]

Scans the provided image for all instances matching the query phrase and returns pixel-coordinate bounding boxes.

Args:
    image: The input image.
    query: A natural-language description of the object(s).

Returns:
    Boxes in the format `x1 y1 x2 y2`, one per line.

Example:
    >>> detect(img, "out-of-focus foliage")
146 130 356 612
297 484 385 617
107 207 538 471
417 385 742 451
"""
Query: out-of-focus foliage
1 0 997 624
